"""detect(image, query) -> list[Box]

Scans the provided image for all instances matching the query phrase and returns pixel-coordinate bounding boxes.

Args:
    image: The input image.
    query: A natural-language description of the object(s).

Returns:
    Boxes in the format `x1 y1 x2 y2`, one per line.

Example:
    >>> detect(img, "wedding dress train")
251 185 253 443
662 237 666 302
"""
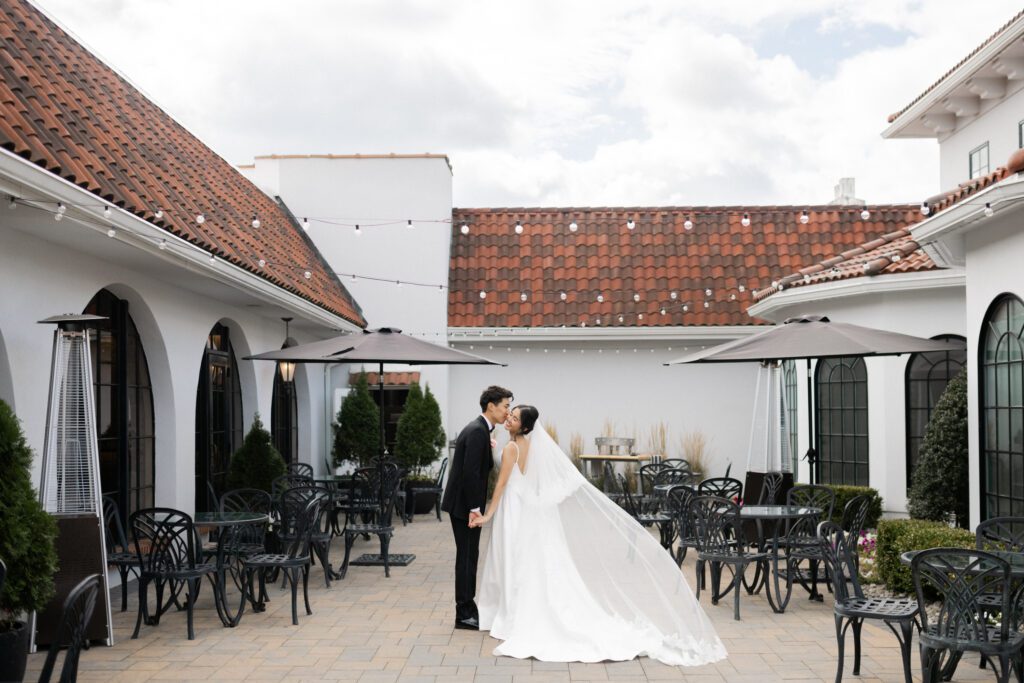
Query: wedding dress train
477 425 726 666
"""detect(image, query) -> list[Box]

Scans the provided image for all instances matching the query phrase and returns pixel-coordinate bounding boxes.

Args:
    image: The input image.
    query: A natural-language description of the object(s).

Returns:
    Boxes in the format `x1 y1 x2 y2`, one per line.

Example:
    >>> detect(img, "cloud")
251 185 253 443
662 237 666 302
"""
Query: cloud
32 0 1024 207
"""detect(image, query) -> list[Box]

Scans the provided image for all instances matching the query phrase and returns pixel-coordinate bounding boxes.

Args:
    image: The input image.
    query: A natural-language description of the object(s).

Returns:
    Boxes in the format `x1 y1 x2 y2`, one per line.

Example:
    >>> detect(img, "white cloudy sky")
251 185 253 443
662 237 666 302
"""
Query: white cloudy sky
34 0 1024 207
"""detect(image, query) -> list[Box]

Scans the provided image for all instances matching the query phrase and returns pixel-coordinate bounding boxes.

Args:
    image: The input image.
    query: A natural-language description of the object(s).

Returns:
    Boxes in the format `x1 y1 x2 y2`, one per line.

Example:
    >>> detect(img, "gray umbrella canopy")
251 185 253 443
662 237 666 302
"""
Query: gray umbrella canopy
664 315 964 365
245 327 504 366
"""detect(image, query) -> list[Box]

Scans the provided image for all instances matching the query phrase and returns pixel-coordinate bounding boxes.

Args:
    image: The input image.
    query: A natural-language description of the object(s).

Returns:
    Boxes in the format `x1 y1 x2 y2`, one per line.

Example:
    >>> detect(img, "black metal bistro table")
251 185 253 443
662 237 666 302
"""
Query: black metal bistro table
738 504 822 613
195 511 269 627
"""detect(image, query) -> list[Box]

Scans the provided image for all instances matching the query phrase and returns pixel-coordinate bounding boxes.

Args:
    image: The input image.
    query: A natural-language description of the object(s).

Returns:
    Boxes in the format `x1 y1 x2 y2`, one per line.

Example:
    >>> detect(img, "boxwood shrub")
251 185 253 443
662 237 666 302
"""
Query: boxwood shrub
876 518 975 594
824 484 883 529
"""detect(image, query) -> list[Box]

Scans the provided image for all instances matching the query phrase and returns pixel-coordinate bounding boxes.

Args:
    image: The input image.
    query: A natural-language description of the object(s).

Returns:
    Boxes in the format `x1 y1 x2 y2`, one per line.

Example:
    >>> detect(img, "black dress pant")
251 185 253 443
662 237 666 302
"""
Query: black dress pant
450 514 481 621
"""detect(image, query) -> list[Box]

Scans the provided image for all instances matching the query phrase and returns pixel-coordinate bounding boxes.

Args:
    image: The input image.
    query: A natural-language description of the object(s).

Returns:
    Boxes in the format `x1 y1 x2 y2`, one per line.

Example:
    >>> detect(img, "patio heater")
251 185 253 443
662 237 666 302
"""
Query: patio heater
30 314 113 650
743 362 794 504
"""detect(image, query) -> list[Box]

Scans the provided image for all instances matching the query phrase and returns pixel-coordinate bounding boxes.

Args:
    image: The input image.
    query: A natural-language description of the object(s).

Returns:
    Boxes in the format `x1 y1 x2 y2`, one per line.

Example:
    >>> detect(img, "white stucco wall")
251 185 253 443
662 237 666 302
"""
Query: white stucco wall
239 156 454 432
940 88 1024 190
963 206 1024 527
0 216 341 515
447 339 762 483
752 279 966 516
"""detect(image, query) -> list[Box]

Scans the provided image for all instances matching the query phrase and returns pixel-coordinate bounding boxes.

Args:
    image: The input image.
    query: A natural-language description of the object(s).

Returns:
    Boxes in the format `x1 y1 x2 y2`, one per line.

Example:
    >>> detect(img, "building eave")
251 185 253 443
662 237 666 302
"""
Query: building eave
911 172 1024 245
747 269 966 319
447 325 763 344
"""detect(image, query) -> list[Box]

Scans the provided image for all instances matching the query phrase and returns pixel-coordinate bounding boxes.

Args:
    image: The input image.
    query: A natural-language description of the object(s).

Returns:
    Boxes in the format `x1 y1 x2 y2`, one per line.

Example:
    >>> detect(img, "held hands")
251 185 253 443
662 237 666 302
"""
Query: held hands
468 512 491 528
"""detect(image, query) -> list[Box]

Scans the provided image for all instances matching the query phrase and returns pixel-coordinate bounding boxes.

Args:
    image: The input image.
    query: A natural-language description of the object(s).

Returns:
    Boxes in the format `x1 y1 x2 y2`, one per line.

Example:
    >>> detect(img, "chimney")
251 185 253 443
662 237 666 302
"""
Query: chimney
828 177 865 206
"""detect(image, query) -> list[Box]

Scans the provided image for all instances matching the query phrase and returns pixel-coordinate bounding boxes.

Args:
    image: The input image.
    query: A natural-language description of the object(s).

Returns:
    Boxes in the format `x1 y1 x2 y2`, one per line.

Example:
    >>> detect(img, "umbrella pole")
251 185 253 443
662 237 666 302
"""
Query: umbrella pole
378 362 386 504
805 358 817 484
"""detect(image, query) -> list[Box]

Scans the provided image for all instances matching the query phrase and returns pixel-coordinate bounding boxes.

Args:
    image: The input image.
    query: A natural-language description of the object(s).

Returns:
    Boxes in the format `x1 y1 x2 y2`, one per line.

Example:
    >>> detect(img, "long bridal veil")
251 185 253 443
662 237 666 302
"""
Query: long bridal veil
499 422 726 666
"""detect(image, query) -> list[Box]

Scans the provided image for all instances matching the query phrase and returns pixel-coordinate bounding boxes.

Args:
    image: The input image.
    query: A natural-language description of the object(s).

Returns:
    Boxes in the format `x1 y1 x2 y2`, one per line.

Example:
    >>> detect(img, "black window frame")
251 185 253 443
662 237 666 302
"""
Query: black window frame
271 368 298 463
783 360 799 477
905 334 966 490
195 323 243 512
815 356 870 486
980 294 1024 520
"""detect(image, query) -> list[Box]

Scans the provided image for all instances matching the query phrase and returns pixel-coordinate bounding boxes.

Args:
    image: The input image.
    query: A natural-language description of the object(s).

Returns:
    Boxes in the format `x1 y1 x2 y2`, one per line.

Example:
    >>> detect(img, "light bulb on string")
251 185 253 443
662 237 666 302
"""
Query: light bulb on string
560 291 567 301
638 313 644 320
258 258 266 268
683 305 689 312
351 274 357 282
158 239 167 250
633 293 640 302
57 202 66 215
106 228 116 238
597 294 604 303
705 288 712 297
618 315 624 323
196 213 205 224
396 281 402 288
660 308 666 315
741 213 751 227
984 202 994 217
704 301 710 308
103 206 111 219
303 217 311 231
251 215 260 229
569 220 578 232
684 218 693 231
407 219 415 229
8 197 16 210
626 218 636 230
154 208 163 219
920 202 930 216
460 223 469 235
800 210 809 224
520 292 528 302
354 224 361 236
54 211 63 221
209 254 216 263
514 221 523 234
738 285 745 292
479 290 487 299
670 291 678 300
730 294 736 301
860 209 870 220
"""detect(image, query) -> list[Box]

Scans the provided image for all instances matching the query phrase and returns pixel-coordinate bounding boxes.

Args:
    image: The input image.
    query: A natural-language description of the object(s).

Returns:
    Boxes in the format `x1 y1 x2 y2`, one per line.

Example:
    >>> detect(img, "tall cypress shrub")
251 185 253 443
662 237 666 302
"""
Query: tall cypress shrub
0 399 58 631
227 414 287 492
332 372 380 468
393 383 426 473
907 369 969 527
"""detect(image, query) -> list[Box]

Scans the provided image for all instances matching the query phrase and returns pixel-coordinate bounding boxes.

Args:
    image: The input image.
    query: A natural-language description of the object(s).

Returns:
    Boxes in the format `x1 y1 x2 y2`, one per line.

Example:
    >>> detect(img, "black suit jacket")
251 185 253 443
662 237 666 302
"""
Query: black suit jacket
441 416 494 520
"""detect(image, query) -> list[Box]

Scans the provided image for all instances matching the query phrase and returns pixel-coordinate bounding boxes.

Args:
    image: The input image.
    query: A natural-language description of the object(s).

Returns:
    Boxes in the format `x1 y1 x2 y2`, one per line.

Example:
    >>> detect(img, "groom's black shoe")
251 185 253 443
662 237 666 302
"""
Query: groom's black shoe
454 616 480 630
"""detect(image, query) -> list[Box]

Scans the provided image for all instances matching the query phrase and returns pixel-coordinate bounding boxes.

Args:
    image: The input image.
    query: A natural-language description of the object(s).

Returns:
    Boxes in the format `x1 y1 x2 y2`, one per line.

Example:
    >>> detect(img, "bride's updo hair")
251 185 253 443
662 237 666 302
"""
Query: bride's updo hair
515 405 540 435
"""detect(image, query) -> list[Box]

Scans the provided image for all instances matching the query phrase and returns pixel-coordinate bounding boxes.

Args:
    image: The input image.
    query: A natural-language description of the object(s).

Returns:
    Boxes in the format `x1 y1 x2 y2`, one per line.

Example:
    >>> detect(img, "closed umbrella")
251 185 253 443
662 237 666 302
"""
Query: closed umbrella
246 327 504 567
665 315 965 485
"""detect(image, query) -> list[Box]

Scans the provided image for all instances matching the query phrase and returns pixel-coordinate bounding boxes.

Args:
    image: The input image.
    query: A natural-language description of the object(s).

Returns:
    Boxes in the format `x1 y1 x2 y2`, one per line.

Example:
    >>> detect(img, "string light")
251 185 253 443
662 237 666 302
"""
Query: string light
57 202 66 215
258 258 266 268
741 213 751 227
684 218 693 231
560 291 567 301
106 228 116 238
860 209 870 220
632 293 640 302
514 221 523 234
520 292 528 301
597 294 604 303
196 213 205 224
154 209 163 219
460 223 469 235
158 239 167 250
354 224 361 236
705 288 712 297
303 217 311 231
252 215 261 229
54 210 63 221
210 253 217 263
479 290 486 299
569 220 578 232
103 206 111 219
670 291 677 300
407 219 415 229
984 202 994 217
920 202 930 216
800 210 809 224
626 218 636 230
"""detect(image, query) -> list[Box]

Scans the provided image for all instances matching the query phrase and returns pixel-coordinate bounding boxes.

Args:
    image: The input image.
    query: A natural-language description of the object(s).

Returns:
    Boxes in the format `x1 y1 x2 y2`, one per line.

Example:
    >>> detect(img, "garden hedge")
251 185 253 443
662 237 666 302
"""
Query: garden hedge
876 518 975 594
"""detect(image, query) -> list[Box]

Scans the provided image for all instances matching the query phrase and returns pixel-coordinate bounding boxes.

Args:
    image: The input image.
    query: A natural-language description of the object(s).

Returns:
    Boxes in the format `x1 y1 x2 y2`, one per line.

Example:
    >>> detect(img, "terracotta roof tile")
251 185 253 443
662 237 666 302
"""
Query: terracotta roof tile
0 1 364 327
887 8 1024 124
449 205 919 328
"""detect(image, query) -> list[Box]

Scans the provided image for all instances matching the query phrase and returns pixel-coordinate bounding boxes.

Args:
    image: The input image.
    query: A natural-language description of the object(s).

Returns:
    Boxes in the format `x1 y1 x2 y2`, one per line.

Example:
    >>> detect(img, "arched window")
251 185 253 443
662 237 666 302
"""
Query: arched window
783 360 799 477
815 357 869 486
905 334 966 488
83 290 155 524
195 323 243 511
271 368 297 463
980 295 1024 519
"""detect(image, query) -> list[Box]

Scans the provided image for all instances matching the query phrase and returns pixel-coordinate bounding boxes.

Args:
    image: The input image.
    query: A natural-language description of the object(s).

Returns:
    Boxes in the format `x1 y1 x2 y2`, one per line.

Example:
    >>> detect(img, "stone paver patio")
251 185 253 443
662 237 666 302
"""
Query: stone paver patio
26 515 991 682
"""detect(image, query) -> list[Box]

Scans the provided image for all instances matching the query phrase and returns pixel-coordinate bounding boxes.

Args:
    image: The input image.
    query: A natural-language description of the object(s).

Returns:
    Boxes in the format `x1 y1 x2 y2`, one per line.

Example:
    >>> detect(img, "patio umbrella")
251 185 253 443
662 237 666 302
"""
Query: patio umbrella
246 327 504 564
664 315 965 484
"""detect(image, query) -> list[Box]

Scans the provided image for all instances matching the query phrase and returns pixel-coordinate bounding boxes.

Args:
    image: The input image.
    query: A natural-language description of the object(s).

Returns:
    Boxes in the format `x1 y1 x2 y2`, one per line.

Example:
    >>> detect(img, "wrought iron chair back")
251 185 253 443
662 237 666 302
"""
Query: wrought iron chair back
816 521 863 602
102 495 130 553
37 573 102 683
638 462 669 494
912 548 1010 646
784 484 835 538
975 516 1024 552
661 458 689 470
602 462 621 495
272 473 314 497
698 477 743 503
617 474 642 518
130 508 200 574
278 485 330 537
689 495 746 558
841 495 872 540
653 468 690 487
286 462 314 478
665 484 698 562
434 457 449 487
758 472 785 504
376 468 405 527
220 488 273 548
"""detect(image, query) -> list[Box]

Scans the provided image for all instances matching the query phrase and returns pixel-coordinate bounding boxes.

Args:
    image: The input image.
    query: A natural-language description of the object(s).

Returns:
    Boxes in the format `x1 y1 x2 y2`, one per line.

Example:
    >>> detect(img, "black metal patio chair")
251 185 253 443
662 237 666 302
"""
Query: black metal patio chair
220 488 273 556
102 495 140 612
689 494 769 620
779 484 835 601
840 495 872 572
664 484 697 565
618 474 673 549
242 497 320 625
912 548 1024 683
286 462 314 478
758 472 786 504
698 476 744 503
975 516 1024 672
130 508 217 641
271 473 313 498
339 467 404 578
638 462 669 497
601 462 624 503
276 485 334 587
37 573 102 683
409 457 448 522
653 467 691 488
817 521 918 683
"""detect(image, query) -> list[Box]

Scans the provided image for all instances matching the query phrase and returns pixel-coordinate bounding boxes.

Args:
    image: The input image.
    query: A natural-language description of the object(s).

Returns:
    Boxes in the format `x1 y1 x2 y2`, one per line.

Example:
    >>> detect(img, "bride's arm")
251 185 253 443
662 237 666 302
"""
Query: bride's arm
471 443 517 526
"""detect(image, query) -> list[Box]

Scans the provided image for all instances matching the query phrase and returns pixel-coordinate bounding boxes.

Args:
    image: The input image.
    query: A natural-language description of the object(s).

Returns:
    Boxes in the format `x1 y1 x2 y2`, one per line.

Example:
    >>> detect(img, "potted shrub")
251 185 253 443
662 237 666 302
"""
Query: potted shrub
394 383 446 515
332 372 381 470
0 399 59 682
908 369 968 527
227 414 287 492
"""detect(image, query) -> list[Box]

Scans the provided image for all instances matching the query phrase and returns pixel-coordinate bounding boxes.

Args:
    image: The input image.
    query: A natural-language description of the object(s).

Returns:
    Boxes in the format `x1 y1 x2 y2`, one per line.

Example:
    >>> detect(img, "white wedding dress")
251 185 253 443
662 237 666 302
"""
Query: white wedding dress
477 424 727 666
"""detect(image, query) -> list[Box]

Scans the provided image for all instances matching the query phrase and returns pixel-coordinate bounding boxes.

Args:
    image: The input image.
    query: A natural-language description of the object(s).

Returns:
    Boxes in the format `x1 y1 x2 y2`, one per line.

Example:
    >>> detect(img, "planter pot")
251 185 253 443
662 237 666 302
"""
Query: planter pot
405 482 439 516
0 621 30 683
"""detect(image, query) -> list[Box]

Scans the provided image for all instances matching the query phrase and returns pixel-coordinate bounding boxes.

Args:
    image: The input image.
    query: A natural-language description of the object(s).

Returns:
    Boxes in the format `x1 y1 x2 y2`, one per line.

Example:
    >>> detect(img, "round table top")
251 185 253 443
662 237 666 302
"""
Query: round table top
653 480 702 493
739 504 822 520
900 549 1024 577
194 511 269 527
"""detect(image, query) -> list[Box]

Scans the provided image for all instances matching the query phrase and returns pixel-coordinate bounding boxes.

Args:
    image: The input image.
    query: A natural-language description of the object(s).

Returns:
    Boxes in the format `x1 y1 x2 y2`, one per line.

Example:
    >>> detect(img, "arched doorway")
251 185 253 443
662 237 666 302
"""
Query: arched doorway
271 365 298 463
195 322 243 511
83 289 155 524
980 294 1024 519
905 334 966 488
815 356 869 486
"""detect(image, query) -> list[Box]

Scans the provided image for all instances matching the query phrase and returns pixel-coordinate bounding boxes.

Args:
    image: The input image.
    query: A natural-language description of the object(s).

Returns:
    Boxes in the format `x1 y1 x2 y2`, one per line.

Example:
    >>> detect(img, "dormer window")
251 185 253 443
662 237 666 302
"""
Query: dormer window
970 142 990 179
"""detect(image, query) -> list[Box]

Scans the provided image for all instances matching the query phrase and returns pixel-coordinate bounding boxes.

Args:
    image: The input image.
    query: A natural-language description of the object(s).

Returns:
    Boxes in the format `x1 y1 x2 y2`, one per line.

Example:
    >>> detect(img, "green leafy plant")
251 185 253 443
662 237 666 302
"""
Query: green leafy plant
227 414 287 493
394 383 446 477
0 399 58 631
875 518 974 594
908 369 968 527
332 372 381 468
824 484 884 529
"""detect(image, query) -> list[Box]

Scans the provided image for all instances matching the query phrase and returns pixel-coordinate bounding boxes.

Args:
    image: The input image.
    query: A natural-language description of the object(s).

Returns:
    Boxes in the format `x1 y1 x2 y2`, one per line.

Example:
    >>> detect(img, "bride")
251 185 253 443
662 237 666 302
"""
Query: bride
469 405 726 666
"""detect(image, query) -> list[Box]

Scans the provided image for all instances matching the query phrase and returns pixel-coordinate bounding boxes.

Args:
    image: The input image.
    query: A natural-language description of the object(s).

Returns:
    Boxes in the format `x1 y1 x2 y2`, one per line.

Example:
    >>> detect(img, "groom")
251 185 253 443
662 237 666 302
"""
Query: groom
441 385 513 630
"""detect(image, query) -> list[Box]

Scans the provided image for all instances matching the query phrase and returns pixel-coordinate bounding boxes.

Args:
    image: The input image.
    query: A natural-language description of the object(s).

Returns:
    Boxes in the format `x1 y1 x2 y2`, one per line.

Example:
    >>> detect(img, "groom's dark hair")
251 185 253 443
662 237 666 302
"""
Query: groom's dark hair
515 405 539 435
480 385 513 412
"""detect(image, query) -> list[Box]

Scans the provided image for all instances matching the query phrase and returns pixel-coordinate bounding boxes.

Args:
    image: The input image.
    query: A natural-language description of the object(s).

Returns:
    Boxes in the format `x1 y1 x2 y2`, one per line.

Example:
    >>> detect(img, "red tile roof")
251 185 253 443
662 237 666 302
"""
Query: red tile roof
0 0 365 326
449 206 920 328
887 9 1024 124
354 372 421 387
